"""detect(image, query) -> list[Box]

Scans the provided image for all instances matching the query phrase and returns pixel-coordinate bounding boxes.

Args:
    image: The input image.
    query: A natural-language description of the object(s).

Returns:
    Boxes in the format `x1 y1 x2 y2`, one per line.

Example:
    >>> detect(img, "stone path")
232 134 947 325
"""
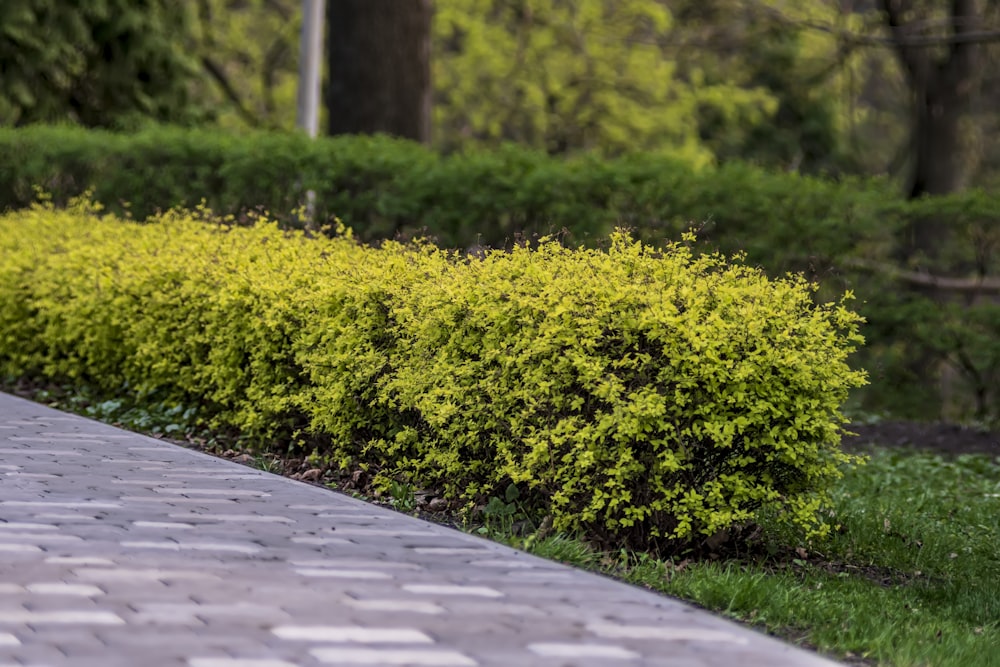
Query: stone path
0 392 841 667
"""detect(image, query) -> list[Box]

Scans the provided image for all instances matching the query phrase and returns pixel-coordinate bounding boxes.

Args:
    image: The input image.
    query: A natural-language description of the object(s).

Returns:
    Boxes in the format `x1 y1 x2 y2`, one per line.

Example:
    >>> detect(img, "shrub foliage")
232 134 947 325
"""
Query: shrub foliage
0 124 876 256
3 125 1000 421
0 203 866 549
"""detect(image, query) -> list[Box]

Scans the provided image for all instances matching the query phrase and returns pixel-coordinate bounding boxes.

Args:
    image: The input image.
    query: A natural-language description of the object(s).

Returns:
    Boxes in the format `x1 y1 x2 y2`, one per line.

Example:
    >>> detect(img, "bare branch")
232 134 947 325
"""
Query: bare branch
200 56 261 127
196 0 216 46
842 257 1000 293
261 39 291 118
880 0 926 82
262 0 293 22
747 0 1000 49
867 28 1000 47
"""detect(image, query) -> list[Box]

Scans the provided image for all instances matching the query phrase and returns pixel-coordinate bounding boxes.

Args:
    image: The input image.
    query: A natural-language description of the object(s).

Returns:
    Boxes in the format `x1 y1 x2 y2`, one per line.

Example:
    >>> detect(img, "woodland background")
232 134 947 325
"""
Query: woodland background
4 0 1000 193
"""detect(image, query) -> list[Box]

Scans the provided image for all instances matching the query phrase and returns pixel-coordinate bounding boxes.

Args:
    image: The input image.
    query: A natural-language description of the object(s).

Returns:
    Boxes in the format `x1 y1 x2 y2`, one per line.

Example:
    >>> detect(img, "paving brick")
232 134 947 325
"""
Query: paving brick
0 391 842 667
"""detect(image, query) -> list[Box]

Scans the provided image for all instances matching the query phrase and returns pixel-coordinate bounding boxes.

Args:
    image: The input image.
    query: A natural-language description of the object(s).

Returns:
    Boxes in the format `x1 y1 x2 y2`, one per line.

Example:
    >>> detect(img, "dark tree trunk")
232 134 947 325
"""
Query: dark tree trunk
881 0 982 259
881 0 981 201
325 0 432 143
907 74 977 253
909 79 971 199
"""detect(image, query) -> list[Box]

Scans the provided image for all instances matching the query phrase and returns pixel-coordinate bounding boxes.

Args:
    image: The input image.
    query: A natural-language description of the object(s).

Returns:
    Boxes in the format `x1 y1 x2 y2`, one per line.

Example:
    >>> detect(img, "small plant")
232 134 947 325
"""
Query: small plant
78 393 198 438
387 479 417 513
478 483 533 538
253 457 283 474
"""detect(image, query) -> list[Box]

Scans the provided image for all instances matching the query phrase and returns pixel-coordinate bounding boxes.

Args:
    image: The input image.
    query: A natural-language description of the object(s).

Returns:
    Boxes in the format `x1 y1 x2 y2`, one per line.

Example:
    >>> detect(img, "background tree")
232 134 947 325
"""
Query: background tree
0 0 199 127
185 0 301 131
433 0 784 161
879 0 990 198
166 0 862 169
667 0 858 174
326 0 432 142
740 0 1000 196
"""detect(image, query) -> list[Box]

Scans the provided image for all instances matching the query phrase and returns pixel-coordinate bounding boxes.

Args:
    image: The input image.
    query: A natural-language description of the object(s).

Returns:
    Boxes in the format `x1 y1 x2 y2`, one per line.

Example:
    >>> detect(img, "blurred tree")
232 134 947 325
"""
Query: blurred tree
878 0 991 198
667 0 858 174
185 0 301 131
739 0 1000 269
0 0 199 127
433 0 777 161
742 0 1000 196
326 0 432 142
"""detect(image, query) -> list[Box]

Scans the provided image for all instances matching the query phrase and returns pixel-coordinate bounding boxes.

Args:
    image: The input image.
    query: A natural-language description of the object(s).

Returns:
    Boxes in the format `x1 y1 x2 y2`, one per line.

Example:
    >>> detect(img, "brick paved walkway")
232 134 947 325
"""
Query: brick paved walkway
0 392 840 667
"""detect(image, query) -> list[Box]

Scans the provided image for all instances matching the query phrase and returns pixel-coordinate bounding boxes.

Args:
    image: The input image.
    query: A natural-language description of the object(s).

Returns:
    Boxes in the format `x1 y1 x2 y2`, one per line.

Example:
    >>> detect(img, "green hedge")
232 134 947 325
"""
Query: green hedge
2 125 999 421
0 203 866 550
0 124 879 267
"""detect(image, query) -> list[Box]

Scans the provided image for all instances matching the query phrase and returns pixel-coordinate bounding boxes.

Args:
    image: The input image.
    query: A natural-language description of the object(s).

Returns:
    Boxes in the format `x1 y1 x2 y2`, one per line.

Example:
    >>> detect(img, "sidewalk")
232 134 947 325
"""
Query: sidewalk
0 391 841 667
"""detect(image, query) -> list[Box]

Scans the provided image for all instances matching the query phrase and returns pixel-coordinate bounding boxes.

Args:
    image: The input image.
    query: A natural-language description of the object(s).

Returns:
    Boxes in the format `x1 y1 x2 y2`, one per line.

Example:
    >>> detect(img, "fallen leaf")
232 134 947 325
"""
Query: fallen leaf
300 468 323 482
427 497 448 512
705 528 730 551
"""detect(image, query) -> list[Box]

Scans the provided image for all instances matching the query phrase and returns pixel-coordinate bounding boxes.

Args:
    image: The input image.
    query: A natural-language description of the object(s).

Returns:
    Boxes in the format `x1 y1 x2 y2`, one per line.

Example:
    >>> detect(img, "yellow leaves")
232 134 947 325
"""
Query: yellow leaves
0 205 867 551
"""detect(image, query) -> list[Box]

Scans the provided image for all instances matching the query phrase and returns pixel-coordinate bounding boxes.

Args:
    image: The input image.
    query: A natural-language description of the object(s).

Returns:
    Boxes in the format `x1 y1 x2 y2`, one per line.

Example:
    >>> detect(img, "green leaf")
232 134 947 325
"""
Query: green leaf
505 482 520 503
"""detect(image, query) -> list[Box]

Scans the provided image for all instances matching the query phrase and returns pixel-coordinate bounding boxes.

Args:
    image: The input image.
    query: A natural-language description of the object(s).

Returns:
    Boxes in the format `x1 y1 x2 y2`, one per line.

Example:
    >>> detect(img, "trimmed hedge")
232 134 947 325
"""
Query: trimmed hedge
3 125 999 420
0 124 880 266
0 203 866 549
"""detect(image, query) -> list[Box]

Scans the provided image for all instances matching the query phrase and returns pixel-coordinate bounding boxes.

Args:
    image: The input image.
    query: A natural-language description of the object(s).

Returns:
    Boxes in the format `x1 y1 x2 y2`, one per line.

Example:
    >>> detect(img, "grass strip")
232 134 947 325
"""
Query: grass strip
525 449 1000 667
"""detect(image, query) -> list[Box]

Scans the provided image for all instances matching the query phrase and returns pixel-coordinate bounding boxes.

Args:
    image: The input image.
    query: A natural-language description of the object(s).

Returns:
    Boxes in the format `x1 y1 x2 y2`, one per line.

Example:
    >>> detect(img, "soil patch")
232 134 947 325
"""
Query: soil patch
844 420 1000 458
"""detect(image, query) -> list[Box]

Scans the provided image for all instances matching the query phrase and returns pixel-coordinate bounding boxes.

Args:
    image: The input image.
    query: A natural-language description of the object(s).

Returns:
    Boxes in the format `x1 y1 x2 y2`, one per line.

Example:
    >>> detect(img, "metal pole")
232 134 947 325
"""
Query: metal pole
297 0 325 226
297 0 325 138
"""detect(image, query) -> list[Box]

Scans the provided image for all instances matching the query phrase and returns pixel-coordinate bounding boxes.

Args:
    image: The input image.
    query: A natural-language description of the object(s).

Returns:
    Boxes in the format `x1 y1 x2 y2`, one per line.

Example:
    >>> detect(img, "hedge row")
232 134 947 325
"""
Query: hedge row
0 124 880 268
2 125 999 420
0 204 866 549
4 125 996 273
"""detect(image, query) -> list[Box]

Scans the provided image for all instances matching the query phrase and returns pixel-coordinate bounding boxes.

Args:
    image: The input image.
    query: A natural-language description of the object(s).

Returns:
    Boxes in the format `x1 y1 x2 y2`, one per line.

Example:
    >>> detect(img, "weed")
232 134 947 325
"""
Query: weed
387 479 417 514
253 457 283 474
477 483 535 538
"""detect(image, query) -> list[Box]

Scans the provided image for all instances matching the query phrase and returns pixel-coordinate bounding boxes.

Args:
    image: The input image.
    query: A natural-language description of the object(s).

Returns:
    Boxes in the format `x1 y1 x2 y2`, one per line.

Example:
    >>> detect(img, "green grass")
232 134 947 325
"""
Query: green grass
522 450 1000 666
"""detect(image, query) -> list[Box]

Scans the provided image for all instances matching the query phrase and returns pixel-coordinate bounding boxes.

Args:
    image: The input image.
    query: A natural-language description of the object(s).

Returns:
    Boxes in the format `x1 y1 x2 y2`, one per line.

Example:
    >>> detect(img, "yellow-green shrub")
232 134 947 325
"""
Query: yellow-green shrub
0 204 866 549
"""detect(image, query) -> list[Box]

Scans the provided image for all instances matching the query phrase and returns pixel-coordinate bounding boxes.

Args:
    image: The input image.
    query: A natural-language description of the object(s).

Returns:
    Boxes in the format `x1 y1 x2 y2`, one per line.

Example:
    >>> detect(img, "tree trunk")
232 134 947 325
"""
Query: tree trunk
909 79 970 199
880 0 982 259
906 74 976 254
325 0 432 143
881 0 981 203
